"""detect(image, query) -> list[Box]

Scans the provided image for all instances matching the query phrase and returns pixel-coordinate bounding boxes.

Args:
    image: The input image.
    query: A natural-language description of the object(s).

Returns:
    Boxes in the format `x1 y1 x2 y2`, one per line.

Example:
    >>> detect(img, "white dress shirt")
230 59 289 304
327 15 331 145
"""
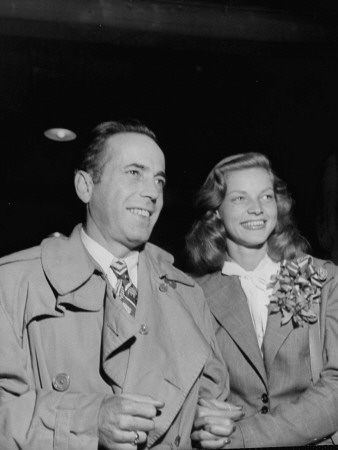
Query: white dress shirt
222 253 280 352
80 228 139 289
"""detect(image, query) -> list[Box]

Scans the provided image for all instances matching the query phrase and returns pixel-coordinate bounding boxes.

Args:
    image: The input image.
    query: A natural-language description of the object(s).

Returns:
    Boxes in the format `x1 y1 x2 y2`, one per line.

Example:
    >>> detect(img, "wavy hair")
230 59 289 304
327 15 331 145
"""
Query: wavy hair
185 152 308 275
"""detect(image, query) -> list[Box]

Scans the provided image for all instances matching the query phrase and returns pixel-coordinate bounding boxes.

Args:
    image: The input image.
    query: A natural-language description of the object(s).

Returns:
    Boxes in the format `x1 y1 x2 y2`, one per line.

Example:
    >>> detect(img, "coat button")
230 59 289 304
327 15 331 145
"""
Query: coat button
260 405 269 414
52 373 70 392
159 283 168 292
174 435 181 446
261 393 269 403
139 324 149 335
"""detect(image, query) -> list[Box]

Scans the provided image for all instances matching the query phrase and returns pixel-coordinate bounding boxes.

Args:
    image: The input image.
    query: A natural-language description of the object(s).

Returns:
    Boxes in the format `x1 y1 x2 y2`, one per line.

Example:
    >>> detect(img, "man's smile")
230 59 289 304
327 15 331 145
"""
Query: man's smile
128 208 151 218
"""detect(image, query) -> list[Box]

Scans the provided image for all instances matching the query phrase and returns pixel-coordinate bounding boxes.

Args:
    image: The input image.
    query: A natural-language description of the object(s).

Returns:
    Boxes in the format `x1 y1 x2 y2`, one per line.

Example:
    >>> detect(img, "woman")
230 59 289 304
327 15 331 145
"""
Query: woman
187 152 338 448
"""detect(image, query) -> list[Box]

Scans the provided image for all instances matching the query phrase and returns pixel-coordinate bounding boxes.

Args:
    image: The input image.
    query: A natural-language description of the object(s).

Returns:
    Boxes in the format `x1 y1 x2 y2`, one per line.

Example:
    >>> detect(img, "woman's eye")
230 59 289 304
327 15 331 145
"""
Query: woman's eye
262 193 274 201
232 196 245 202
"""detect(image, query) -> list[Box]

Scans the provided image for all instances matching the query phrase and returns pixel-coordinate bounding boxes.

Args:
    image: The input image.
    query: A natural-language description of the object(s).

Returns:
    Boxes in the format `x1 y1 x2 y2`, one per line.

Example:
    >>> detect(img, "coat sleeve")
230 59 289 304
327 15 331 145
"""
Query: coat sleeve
0 296 106 450
228 264 338 448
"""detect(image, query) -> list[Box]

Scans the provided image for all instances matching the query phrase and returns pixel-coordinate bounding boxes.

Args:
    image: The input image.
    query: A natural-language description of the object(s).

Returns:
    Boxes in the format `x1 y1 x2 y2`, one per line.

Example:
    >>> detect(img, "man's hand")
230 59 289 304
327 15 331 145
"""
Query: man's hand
98 393 165 449
191 399 244 449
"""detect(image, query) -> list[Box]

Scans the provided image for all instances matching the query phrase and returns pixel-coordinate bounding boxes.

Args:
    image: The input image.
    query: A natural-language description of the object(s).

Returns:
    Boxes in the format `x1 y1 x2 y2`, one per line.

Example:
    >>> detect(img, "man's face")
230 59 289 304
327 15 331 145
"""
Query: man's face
85 132 166 258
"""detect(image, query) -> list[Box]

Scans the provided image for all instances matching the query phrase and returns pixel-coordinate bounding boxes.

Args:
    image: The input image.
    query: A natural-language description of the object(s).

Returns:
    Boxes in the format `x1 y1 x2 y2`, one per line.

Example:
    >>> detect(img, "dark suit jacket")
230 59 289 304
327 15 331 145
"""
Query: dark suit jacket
197 258 338 447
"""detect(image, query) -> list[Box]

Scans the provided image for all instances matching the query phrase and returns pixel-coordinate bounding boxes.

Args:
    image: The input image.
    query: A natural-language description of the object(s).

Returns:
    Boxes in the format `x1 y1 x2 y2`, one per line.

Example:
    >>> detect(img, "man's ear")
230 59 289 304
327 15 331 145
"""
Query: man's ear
74 170 94 204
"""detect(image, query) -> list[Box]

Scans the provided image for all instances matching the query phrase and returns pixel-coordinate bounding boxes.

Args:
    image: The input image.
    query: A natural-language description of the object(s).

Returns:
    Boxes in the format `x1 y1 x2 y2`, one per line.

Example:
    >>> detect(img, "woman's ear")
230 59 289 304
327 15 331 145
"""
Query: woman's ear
74 170 94 204
215 209 221 219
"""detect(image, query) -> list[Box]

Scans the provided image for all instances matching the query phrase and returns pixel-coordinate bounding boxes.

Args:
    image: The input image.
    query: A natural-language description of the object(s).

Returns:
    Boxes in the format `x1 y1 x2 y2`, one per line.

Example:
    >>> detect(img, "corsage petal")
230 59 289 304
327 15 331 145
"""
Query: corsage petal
269 255 326 328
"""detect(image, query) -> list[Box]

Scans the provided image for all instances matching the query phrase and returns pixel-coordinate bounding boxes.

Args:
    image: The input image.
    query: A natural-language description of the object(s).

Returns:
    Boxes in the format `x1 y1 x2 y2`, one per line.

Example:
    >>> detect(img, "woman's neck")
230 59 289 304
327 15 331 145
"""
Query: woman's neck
226 241 268 271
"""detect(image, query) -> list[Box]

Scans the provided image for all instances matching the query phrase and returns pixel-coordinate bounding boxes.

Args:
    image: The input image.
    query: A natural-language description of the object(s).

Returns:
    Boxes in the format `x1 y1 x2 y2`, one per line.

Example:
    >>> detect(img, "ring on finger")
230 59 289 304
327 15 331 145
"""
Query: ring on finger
133 431 140 446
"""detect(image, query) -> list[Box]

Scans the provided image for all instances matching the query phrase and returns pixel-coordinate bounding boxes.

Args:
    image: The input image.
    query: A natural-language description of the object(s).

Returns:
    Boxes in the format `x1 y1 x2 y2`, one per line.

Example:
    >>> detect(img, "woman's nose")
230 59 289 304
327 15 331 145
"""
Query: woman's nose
248 199 263 214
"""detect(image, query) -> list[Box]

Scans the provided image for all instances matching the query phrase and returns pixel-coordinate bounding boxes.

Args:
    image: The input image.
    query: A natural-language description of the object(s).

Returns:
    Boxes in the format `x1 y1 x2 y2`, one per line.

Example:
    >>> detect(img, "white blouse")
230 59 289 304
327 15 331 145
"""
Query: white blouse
222 254 280 352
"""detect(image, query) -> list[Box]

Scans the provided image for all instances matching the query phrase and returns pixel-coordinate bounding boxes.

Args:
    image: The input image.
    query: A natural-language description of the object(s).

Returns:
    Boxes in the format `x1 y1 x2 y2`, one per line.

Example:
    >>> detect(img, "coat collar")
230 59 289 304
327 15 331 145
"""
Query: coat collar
41 224 98 294
40 224 194 313
42 224 194 293
199 271 268 387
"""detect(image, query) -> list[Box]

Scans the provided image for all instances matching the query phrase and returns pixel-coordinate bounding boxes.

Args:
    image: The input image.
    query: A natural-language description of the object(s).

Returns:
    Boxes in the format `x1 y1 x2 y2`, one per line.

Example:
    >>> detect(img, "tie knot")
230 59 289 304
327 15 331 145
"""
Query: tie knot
111 260 128 279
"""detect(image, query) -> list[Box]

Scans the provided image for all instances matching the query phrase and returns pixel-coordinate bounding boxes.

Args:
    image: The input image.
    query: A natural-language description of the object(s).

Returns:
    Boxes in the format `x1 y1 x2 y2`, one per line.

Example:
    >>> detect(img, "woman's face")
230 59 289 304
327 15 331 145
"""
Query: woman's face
218 167 278 251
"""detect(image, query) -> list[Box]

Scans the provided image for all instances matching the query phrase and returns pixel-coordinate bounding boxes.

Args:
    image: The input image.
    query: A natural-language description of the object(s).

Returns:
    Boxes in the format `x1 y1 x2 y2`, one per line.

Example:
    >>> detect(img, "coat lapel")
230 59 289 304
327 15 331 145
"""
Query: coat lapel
101 286 140 389
204 273 268 387
123 248 211 447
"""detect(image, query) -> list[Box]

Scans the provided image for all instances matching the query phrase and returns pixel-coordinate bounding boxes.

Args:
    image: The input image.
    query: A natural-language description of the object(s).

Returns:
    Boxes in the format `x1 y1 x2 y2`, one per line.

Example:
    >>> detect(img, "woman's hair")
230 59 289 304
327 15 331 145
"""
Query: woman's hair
185 152 309 275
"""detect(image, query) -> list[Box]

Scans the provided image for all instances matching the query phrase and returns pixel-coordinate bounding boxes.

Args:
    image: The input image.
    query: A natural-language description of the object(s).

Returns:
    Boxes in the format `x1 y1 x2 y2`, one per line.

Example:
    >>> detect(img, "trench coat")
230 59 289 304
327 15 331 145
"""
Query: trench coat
0 224 229 450
196 258 338 447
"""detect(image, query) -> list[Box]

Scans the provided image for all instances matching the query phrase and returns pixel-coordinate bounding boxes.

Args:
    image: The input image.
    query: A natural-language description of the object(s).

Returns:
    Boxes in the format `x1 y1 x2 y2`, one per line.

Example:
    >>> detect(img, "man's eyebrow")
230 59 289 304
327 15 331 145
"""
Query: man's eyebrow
156 170 166 180
124 163 146 170
124 163 166 179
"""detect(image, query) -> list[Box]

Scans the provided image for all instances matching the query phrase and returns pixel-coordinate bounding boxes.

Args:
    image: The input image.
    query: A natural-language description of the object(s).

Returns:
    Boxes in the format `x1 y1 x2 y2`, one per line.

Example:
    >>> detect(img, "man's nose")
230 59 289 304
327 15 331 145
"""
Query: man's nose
141 179 160 201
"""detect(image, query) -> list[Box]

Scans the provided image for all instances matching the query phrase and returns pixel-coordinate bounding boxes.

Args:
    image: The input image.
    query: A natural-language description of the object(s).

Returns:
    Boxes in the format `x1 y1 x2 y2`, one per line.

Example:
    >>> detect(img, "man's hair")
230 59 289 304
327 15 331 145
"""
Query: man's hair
185 152 309 275
77 120 158 183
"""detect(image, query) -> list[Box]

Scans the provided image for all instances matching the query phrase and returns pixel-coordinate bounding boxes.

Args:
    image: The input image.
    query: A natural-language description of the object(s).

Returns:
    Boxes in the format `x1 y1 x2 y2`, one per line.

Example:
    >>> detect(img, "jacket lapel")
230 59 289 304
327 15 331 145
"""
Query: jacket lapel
205 273 268 387
261 305 294 377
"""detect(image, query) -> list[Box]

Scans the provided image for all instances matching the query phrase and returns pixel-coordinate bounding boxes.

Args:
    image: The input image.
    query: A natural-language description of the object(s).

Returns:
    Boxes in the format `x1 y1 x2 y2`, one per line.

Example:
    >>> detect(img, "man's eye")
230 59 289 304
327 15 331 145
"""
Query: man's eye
128 170 140 176
156 178 166 187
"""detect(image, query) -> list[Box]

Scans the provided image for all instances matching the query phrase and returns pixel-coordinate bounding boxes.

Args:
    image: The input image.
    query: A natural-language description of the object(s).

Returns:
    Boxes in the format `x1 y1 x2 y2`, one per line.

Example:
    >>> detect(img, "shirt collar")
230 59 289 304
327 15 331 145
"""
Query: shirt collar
222 253 280 283
223 252 277 273
80 227 139 277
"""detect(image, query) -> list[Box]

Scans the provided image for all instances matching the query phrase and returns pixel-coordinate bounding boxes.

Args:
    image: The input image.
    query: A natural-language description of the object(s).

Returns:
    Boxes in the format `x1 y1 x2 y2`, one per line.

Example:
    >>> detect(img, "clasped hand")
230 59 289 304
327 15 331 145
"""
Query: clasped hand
98 393 164 449
191 399 244 449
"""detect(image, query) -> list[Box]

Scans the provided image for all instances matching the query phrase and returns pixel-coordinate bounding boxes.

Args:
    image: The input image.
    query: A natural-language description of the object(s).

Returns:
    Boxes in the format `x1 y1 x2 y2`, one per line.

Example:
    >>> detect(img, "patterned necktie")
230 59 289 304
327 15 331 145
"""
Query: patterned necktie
111 260 138 317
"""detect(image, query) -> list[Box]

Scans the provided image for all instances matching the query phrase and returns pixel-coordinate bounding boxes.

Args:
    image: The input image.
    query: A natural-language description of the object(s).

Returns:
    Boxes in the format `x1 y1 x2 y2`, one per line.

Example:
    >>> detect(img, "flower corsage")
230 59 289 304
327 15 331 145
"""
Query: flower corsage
268 255 328 327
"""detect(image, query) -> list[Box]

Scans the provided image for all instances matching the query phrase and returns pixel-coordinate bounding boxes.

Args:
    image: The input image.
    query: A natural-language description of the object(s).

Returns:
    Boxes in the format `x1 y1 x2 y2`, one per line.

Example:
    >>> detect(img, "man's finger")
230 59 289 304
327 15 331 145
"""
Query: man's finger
115 395 164 419
123 393 165 409
117 415 156 432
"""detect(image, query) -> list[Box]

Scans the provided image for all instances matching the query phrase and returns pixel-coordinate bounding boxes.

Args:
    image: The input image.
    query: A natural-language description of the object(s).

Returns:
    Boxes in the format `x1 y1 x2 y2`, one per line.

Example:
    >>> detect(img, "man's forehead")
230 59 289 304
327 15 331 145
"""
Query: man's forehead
105 133 165 167
102 133 165 173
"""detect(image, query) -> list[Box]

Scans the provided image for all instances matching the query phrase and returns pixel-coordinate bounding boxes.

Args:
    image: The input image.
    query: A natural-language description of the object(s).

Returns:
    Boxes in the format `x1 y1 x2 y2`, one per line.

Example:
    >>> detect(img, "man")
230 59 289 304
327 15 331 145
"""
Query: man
0 121 236 449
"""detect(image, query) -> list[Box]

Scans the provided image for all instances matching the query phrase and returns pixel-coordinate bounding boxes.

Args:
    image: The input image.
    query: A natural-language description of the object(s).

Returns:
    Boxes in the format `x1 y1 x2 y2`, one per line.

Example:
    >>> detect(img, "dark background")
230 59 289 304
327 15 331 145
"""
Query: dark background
1 0 338 268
